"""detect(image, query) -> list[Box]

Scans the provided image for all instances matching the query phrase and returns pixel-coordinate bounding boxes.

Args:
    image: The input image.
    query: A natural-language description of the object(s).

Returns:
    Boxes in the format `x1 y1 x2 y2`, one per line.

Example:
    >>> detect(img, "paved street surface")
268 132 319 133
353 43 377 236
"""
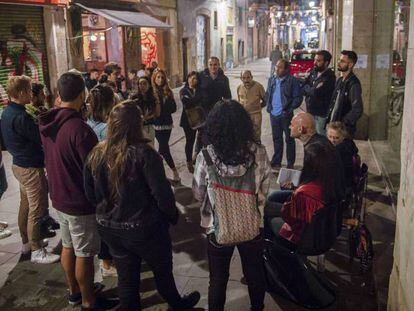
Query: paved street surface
0 58 394 310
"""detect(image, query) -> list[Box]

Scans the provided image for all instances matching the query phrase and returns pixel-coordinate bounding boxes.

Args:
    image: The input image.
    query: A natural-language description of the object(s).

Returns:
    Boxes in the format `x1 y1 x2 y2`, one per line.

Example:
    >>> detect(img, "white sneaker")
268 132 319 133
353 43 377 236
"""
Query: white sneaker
0 228 12 240
22 242 31 255
100 261 118 278
0 221 8 230
31 248 60 264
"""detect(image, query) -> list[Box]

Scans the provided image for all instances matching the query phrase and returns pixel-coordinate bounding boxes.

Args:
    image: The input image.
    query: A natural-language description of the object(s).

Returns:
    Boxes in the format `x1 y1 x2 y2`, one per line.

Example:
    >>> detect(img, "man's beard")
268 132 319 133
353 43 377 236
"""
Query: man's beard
315 65 324 72
337 66 348 72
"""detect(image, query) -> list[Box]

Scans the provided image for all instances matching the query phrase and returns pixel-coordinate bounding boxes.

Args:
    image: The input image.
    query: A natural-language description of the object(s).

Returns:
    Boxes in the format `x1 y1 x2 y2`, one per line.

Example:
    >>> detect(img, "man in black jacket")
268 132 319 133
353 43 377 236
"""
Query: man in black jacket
198 57 232 115
196 57 231 150
327 50 363 136
302 50 336 135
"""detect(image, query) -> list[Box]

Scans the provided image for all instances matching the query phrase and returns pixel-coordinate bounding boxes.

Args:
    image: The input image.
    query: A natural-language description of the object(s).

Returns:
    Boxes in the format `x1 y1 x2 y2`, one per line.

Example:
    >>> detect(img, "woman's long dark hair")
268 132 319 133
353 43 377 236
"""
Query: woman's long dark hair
205 99 258 167
129 76 158 115
300 142 338 203
87 100 148 200
87 84 115 123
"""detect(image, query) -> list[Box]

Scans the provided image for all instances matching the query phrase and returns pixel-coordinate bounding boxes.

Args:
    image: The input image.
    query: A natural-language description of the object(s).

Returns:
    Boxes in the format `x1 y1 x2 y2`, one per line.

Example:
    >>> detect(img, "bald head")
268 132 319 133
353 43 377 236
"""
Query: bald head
290 112 316 140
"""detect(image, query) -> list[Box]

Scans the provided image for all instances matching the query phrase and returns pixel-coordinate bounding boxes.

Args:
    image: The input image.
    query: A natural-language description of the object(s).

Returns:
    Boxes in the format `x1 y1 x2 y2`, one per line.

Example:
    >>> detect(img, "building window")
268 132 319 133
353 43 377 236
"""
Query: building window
214 11 218 29
227 7 234 25
238 7 243 26
82 14 108 64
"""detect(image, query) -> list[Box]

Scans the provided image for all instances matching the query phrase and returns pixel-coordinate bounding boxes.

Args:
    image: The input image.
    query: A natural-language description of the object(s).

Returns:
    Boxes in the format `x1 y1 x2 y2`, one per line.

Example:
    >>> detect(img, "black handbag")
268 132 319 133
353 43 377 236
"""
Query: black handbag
185 106 206 130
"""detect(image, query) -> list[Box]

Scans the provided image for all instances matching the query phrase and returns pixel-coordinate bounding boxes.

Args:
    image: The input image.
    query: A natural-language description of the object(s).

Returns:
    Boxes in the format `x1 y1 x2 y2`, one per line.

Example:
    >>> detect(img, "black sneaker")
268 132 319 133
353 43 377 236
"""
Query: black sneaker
170 291 201 310
43 215 60 230
68 282 105 306
40 226 56 239
80 297 120 311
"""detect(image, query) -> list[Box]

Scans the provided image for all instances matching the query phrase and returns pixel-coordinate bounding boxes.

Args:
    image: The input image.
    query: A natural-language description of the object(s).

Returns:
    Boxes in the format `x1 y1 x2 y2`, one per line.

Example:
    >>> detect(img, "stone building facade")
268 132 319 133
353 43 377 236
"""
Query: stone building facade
177 0 268 77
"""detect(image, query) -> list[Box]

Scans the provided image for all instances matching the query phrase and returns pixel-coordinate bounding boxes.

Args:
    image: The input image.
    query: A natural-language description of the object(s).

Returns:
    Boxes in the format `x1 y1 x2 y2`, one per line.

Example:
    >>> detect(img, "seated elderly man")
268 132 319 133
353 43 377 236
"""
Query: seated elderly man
264 112 345 245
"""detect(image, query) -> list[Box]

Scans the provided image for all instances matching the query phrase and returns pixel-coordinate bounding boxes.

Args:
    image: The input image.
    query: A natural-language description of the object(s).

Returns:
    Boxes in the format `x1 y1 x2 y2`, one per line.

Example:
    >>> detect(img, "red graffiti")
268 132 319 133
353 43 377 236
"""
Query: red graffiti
141 30 157 66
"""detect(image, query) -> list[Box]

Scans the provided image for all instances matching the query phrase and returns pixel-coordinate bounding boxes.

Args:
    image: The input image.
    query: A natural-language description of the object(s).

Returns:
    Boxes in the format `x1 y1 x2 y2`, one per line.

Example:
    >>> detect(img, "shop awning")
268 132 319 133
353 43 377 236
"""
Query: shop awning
75 3 172 29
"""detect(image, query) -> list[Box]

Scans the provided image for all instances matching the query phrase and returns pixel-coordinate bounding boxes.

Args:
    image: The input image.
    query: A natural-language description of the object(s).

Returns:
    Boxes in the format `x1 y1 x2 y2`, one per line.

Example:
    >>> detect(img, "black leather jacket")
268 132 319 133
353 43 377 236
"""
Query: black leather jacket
302 68 336 117
327 72 363 134
198 68 232 114
84 143 179 230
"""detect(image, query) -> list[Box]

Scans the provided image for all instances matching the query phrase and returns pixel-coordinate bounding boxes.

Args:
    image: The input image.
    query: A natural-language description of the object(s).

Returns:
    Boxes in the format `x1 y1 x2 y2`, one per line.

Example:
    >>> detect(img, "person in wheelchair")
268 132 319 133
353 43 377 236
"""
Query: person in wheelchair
326 121 359 192
264 142 341 250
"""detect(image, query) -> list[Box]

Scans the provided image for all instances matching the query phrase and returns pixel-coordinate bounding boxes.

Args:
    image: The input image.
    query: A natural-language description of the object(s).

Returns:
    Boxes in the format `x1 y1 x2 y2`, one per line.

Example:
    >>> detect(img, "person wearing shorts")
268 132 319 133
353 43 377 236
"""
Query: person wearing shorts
39 72 118 311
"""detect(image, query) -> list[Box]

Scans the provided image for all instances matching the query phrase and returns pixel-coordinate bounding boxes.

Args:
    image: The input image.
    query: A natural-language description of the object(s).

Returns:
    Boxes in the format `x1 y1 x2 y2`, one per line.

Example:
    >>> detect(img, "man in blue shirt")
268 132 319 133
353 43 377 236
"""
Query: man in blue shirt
265 59 302 169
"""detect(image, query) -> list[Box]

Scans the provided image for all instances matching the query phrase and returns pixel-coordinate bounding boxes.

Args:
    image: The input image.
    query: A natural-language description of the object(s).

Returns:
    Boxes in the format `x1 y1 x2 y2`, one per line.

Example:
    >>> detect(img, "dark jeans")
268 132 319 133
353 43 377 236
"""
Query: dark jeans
98 225 182 311
264 190 292 238
98 241 112 261
183 126 197 162
208 236 265 311
155 129 176 169
270 113 295 166
195 126 206 155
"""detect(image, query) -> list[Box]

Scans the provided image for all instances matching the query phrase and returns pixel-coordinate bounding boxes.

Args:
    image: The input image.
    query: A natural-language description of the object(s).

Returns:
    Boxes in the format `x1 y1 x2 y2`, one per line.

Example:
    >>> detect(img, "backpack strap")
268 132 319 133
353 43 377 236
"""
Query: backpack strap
202 148 214 166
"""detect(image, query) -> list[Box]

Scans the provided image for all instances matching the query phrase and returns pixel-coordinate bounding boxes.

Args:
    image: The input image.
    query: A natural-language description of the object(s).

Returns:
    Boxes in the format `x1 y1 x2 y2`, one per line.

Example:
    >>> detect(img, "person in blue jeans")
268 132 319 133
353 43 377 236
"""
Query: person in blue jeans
265 59 302 169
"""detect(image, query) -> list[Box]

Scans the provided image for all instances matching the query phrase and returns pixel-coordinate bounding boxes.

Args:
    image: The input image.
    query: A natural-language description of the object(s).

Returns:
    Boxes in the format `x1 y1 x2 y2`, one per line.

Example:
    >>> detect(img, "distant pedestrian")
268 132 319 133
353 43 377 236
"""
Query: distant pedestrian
39 72 118 310
237 70 266 141
1 75 59 264
269 45 283 76
282 44 291 61
137 64 147 78
130 76 160 146
31 82 47 109
84 100 201 310
193 100 271 311
127 69 139 93
302 50 336 135
85 68 99 91
152 69 180 182
179 71 204 173
327 50 363 137
102 62 124 100
265 59 302 169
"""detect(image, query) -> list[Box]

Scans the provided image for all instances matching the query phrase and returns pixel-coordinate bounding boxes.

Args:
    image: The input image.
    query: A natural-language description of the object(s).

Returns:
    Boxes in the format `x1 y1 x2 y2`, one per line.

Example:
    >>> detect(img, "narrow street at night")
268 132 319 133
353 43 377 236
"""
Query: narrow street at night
0 0 412 310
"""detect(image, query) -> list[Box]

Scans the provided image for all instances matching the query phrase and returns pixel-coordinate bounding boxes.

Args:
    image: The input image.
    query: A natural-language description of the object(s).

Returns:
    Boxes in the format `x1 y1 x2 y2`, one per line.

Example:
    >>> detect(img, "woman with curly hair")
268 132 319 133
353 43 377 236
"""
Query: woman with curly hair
130 76 160 146
152 69 180 182
192 99 271 311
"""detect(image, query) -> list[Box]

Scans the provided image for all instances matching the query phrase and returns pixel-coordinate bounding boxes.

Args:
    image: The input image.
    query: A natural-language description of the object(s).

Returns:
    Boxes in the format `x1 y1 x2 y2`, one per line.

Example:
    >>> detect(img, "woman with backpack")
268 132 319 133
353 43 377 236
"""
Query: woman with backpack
130 76 160 146
152 69 180 182
264 142 340 250
84 101 200 310
193 99 271 311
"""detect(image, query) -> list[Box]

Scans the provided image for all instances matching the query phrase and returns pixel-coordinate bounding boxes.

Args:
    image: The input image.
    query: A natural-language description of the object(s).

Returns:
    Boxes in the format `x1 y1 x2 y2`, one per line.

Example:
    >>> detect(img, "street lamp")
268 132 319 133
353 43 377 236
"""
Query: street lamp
90 34 97 41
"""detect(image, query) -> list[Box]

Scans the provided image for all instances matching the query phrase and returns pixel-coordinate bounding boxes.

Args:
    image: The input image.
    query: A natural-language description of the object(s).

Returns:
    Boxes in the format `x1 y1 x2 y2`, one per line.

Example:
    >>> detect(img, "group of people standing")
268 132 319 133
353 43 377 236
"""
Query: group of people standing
0 47 364 311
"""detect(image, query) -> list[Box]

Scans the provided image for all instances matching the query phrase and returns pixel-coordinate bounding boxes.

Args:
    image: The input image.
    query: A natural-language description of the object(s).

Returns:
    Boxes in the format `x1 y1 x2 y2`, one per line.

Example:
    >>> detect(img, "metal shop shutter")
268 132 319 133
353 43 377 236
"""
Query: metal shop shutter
0 4 49 104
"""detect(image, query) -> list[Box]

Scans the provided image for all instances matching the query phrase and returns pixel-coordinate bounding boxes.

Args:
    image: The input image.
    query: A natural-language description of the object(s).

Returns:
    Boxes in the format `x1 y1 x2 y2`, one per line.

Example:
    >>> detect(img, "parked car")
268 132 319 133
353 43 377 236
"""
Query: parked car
290 51 315 81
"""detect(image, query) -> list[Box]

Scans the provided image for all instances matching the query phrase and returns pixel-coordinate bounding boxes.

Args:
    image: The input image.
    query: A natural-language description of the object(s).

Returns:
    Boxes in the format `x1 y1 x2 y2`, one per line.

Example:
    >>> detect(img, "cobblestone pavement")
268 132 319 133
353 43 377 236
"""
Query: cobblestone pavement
0 58 391 310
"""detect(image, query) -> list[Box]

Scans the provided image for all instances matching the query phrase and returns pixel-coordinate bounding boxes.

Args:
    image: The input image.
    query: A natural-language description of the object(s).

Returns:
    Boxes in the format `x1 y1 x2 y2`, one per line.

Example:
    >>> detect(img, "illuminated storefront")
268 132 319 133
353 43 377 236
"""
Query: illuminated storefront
0 0 67 104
